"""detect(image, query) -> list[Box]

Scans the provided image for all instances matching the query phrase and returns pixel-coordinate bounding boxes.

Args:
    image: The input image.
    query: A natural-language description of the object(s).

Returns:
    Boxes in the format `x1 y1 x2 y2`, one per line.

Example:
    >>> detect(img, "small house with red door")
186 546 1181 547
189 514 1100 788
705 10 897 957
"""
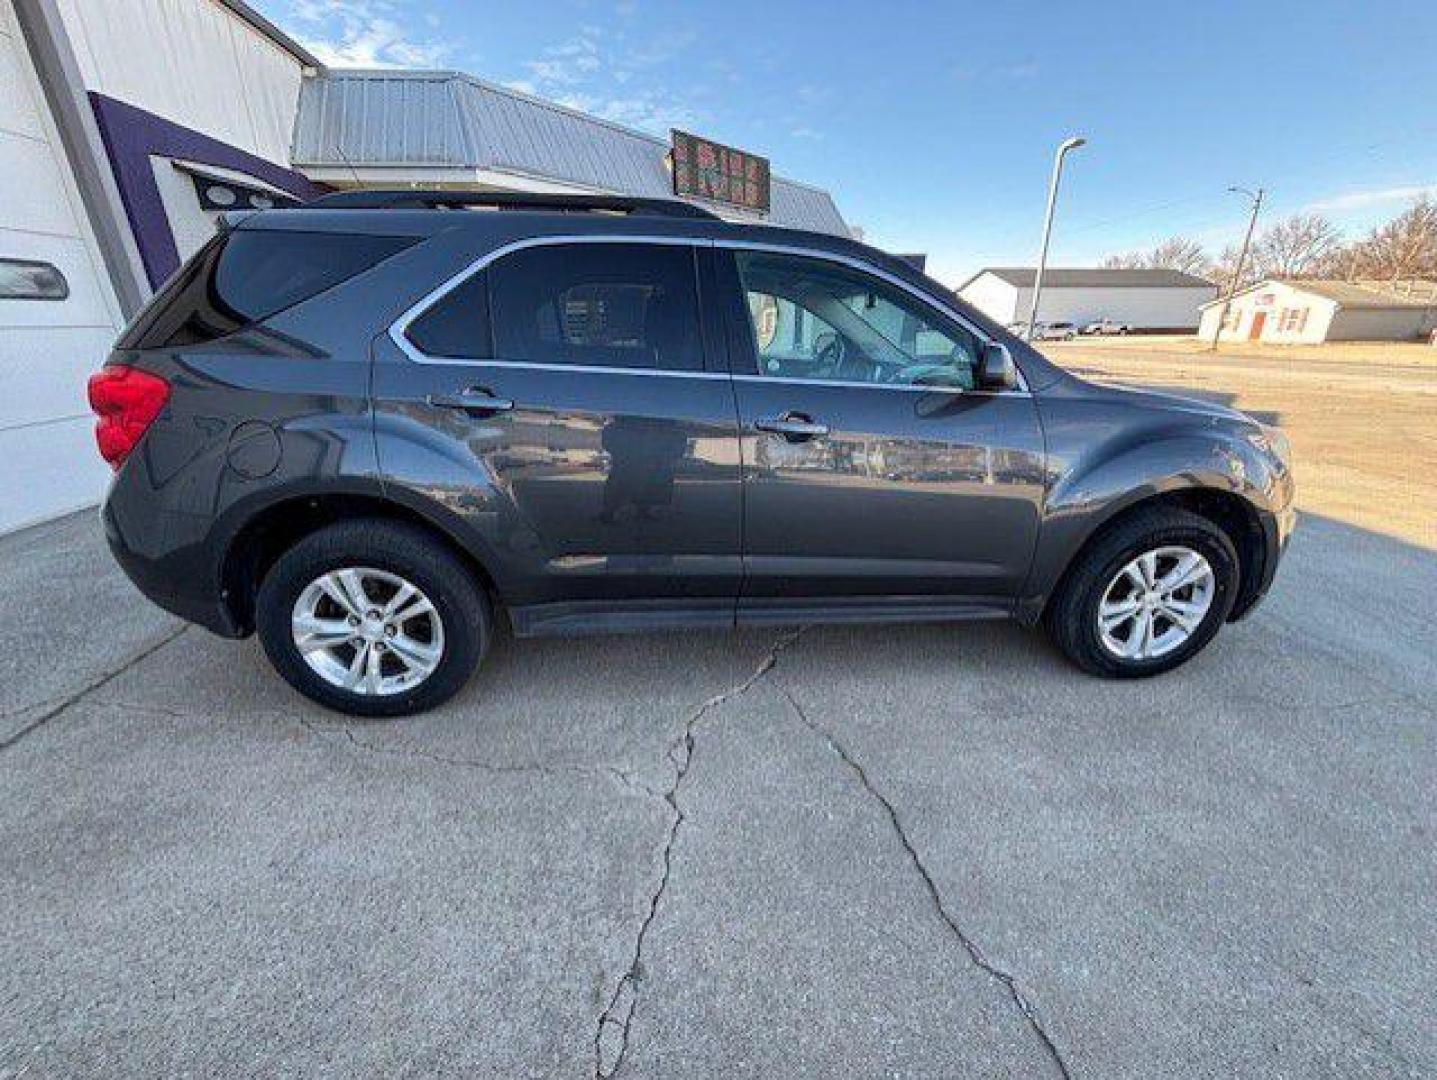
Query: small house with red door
1199 278 1437 343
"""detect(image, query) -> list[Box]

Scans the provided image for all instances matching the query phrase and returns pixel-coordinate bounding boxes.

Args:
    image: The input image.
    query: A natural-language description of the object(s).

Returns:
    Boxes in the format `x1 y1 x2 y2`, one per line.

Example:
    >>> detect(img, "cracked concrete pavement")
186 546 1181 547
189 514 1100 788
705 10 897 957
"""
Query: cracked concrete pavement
2 509 1434 1077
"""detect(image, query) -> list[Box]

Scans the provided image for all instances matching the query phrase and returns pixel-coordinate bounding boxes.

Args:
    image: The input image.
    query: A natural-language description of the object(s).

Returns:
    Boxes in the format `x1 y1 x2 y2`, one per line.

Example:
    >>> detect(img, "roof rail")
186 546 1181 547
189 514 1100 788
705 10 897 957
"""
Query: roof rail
306 189 721 220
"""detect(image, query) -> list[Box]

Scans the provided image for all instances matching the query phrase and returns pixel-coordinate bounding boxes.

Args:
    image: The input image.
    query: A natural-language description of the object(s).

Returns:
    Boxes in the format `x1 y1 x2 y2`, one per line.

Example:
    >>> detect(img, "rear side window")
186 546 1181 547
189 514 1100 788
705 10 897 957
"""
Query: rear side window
487 243 703 371
405 272 491 359
120 230 414 349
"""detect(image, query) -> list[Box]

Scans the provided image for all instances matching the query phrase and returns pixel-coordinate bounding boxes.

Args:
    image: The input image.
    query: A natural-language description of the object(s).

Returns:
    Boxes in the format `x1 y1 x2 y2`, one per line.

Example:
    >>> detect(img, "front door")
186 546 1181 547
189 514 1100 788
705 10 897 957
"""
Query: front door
1249 311 1267 340
373 239 743 627
713 247 1045 616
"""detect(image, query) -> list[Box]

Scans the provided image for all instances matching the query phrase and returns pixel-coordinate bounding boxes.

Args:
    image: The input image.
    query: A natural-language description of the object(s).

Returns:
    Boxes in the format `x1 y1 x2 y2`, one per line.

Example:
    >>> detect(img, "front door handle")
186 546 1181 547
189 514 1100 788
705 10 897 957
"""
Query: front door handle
755 412 829 441
427 387 515 414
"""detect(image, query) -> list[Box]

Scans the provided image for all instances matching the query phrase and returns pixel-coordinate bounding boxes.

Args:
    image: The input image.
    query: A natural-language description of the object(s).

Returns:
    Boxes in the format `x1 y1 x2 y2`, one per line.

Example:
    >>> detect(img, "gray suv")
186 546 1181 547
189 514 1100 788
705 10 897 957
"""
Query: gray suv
90 192 1294 716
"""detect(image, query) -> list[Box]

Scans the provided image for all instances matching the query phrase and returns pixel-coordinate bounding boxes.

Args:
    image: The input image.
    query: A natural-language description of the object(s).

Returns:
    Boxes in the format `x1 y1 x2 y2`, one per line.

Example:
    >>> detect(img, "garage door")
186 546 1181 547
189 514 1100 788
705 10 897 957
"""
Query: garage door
1 0 123 533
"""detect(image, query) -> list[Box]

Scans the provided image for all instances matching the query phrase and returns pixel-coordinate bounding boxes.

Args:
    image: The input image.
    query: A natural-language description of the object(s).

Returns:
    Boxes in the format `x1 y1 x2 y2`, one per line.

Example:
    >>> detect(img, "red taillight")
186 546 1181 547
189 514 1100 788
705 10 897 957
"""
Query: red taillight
87 366 170 469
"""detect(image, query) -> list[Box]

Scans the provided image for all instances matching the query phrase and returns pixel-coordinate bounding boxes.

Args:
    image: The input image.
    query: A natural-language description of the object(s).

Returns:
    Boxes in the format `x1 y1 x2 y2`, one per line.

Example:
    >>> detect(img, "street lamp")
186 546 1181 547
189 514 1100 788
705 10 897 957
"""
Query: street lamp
1207 185 1265 351
1025 135 1086 341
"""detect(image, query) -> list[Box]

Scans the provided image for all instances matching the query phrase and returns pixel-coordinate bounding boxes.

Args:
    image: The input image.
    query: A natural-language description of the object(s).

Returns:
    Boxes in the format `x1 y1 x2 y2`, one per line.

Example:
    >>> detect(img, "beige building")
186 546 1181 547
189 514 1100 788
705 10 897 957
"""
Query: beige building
1199 278 1437 344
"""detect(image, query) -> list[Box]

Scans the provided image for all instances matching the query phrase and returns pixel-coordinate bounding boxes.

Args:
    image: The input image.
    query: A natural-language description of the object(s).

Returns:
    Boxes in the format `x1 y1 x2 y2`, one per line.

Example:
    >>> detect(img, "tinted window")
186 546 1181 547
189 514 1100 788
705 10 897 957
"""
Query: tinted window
406 272 491 358
120 230 413 349
0 258 69 301
735 251 981 390
488 243 703 372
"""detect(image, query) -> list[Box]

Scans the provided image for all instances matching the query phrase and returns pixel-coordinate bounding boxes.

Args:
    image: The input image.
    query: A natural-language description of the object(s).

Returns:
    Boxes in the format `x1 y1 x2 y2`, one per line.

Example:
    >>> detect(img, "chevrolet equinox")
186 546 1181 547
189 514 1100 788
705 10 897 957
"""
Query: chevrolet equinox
90 191 1295 716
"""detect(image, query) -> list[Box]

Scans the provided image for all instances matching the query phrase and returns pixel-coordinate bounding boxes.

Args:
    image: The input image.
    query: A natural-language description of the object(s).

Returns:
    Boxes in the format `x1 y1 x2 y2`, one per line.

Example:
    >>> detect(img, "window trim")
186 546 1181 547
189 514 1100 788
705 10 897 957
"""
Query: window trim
389 234 1028 394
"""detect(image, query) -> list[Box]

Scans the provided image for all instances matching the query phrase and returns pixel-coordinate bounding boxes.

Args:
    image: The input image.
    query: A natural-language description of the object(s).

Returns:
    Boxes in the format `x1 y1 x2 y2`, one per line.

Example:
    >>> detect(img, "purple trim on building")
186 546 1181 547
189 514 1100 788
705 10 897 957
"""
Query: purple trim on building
88 92 325 287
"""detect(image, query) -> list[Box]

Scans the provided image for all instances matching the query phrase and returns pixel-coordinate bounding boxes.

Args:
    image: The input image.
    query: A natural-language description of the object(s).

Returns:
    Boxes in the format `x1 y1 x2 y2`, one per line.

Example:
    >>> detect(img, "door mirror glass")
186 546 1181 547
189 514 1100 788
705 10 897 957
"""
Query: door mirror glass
978 342 1018 390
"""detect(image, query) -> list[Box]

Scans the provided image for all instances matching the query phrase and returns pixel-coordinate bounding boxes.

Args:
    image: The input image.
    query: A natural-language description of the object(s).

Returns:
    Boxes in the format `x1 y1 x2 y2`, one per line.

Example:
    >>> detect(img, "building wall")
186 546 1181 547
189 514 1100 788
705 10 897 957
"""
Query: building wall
1013 284 1215 330
53 0 304 166
0 0 125 531
955 273 1021 325
1327 306 1437 342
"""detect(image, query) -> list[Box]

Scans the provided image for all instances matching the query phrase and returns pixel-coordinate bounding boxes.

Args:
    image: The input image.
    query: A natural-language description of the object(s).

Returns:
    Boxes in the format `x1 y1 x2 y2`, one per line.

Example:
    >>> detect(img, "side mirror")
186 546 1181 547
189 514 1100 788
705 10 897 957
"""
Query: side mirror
977 342 1018 390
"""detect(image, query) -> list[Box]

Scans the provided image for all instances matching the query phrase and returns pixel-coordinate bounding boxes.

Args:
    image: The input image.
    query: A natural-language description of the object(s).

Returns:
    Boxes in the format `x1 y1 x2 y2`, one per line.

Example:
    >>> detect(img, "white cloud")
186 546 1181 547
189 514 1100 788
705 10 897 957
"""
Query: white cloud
508 24 703 136
289 0 452 68
524 32 603 85
790 126 823 141
1305 185 1434 212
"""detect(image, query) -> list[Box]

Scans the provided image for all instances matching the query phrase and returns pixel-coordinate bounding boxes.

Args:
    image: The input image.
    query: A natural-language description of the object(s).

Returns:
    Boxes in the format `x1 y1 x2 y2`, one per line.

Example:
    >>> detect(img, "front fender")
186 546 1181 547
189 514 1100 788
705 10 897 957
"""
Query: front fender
1022 423 1288 614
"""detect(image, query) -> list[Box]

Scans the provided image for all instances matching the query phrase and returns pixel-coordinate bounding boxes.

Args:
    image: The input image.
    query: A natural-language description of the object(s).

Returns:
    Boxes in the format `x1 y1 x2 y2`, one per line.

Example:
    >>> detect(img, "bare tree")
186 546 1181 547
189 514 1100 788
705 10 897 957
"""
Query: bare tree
1343 196 1437 279
1101 236 1210 276
1205 244 1256 294
1250 213 1342 278
1149 236 1210 276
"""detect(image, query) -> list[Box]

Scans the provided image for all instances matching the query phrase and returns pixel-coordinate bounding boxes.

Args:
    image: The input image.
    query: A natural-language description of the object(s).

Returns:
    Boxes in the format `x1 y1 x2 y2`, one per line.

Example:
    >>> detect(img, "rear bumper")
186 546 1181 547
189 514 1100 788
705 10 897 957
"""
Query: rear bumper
103 501 242 638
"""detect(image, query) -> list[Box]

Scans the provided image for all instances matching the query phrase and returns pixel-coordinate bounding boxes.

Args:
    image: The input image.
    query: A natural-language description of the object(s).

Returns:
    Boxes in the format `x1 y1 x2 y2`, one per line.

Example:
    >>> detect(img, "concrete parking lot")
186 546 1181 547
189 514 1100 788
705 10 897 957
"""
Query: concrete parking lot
3 344 1434 1078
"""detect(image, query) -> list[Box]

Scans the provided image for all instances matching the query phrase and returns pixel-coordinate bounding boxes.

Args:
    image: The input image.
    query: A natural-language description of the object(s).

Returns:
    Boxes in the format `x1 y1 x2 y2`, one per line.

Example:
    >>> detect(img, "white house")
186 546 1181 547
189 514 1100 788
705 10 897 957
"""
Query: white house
1198 278 1437 344
957 267 1216 331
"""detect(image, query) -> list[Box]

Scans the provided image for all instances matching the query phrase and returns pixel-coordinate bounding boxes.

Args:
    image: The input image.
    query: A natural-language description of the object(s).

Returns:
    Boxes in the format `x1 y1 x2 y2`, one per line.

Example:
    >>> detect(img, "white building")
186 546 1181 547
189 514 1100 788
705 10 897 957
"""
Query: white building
2 0 322 532
1198 278 1437 344
957 267 1216 331
1 0 846 534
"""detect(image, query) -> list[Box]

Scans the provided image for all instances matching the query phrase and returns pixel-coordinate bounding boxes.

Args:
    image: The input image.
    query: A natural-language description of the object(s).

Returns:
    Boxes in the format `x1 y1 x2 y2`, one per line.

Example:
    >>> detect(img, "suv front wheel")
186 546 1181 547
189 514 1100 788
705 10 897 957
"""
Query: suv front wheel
256 520 491 716
1046 507 1239 677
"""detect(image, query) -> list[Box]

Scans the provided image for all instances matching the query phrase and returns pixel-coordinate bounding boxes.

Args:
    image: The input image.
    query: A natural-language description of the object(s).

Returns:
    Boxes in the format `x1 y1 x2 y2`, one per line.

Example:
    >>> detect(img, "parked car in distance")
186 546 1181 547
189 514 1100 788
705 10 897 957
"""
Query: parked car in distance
91 191 1294 716
1083 318 1131 335
1032 320 1078 341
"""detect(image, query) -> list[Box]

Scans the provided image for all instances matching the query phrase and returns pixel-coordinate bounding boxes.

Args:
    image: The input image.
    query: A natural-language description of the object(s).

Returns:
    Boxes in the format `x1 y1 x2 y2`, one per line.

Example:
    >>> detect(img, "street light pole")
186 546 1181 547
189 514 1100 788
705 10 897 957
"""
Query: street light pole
1208 185 1264 351
1026 135 1086 341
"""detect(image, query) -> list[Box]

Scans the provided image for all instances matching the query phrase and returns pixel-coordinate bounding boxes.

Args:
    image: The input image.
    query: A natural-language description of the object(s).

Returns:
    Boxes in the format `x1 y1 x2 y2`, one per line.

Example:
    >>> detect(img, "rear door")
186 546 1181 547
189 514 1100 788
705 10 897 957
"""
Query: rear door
712 245 1045 616
373 237 744 629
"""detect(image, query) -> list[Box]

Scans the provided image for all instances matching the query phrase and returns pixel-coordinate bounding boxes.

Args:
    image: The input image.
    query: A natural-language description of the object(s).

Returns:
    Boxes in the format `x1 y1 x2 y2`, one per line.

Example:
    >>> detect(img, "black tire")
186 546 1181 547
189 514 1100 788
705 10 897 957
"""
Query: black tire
256 519 490 717
1046 507 1239 678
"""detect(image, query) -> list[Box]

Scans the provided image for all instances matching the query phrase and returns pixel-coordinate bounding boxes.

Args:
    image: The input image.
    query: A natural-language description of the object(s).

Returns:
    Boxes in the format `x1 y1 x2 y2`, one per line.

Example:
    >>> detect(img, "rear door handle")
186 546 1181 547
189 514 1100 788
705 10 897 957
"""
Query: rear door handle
426 387 515 414
755 412 829 441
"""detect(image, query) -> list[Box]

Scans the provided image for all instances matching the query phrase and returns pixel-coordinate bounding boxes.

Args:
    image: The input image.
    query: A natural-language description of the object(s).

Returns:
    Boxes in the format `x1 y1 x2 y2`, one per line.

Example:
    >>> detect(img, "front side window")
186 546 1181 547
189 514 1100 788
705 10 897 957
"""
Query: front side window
488 243 703 372
734 251 980 389
0 258 69 301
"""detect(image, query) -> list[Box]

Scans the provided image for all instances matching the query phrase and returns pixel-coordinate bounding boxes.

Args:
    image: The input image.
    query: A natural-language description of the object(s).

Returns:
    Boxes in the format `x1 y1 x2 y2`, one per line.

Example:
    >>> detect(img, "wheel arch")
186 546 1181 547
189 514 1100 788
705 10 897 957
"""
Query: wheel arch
218 488 505 636
1026 486 1267 626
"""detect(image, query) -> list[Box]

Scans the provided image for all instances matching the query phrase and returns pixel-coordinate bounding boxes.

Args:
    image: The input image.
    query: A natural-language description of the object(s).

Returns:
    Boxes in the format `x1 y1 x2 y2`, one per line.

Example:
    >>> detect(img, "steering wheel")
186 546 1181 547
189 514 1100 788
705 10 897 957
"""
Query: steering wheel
894 362 973 389
813 331 844 373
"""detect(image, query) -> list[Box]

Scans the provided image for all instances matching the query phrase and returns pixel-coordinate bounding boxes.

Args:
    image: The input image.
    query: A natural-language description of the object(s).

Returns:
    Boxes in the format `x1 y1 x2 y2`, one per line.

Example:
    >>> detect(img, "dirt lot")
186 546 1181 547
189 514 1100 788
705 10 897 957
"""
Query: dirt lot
1045 336 1437 550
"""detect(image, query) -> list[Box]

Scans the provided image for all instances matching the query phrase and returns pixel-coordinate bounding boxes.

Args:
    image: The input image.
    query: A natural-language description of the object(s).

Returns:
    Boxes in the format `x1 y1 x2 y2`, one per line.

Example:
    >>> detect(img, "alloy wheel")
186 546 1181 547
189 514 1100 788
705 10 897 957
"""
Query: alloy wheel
291 567 445 696
1096 545 1215 661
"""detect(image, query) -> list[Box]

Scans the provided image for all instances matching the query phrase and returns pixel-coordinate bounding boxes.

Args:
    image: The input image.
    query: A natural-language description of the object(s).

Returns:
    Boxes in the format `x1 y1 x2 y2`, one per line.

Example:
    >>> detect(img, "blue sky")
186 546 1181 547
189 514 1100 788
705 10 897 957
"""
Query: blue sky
263 0 1437 286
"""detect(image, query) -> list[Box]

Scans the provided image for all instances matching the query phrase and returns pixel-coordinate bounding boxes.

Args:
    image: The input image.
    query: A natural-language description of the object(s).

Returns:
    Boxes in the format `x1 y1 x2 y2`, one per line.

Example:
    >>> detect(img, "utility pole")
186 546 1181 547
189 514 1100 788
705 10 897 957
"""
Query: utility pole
1026 136 1086 341
1208 186 1264 351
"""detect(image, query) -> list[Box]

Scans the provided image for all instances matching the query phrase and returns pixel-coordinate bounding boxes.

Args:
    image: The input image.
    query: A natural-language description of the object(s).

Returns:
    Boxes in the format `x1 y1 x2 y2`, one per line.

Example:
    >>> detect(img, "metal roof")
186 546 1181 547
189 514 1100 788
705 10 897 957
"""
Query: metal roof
962 267 1215 290
291 69 849 236
1199 277 1437 310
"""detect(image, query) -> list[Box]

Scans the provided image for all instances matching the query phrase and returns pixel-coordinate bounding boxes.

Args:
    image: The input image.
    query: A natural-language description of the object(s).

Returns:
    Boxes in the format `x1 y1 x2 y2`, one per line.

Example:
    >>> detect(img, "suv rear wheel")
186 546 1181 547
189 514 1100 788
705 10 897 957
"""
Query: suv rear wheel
1046 507 1239 677
256 520 490 716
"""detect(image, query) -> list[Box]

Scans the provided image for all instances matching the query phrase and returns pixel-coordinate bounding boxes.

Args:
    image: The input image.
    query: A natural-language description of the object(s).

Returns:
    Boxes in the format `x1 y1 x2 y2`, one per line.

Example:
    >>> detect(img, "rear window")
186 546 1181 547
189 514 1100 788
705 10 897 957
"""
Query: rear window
119 230 414 350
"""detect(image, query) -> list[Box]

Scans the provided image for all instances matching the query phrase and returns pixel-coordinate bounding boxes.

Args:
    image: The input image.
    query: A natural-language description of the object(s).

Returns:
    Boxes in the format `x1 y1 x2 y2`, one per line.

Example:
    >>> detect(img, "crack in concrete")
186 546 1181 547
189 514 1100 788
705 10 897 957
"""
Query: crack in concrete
592 629 805 1079
296 715 665 799
0 625 190 753
781 686 1072 1080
